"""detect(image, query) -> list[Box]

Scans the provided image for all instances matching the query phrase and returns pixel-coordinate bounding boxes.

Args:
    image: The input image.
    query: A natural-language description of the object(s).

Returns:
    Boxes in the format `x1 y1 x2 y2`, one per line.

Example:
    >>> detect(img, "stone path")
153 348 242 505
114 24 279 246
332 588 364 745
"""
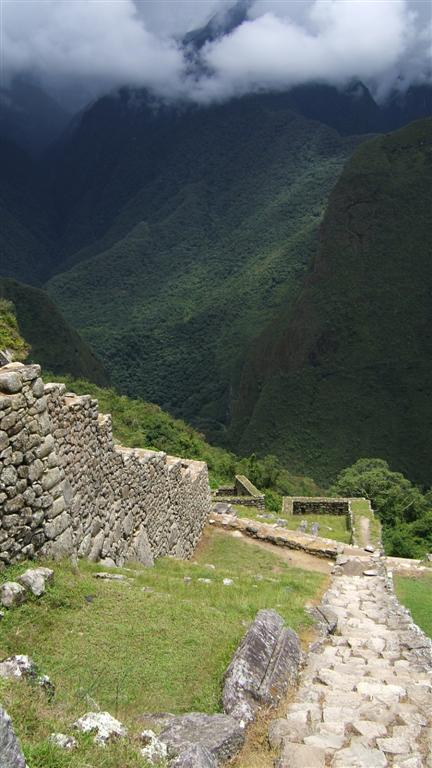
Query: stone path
272 556 432 768
358 516 371 548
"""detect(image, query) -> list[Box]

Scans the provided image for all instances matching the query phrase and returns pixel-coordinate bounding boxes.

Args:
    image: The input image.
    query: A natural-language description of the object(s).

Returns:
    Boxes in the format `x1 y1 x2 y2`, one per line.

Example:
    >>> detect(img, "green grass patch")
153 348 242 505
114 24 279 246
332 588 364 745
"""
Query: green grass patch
394 572 432 639
0 530 324 767
350 498 381 548
235 505 351 543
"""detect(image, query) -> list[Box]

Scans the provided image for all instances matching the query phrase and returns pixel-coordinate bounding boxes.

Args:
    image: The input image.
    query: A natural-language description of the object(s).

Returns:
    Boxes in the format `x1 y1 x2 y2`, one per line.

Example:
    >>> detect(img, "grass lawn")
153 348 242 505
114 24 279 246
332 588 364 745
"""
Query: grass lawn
235 505 352 544
0 529 325 768
394 572 432 639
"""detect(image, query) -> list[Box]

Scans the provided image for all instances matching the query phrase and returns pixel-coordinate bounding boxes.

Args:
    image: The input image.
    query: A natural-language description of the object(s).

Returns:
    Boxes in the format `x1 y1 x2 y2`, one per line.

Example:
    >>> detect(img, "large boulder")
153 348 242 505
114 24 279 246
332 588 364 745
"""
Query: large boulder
0 707 26 768
159 713 245 764
171 743 217 767
222 609 301 725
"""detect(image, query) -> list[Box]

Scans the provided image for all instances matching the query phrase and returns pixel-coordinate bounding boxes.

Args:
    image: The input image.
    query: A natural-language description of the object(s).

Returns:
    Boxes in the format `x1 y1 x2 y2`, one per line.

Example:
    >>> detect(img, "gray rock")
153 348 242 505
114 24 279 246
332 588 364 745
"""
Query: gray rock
0 371 22 394
309 605 338 635
212 502 233 515
73 711 127 745
0 707 26 768
363 569 378 576
276 742 325 768
0 581 27 608
222 609 300 724
18 566 54 596
171 743 217 768
159 713 245 763
126 527 154 567
0 655 36 680
49 733 78 750
140 729 168 764
364 545 375 553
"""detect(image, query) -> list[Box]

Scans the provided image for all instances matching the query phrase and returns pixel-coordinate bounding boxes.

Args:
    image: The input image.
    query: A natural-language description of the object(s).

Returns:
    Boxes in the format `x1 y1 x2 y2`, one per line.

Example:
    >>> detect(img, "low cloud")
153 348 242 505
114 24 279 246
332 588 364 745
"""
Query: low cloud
2 0 431 107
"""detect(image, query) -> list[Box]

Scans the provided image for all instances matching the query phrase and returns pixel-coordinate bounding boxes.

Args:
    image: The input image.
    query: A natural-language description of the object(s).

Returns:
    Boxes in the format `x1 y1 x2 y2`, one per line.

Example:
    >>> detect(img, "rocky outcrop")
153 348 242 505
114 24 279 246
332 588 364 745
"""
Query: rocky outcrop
159 713 245 765
0 707 26 768
0 362 211 567
223 609 301 725
171 744 217 767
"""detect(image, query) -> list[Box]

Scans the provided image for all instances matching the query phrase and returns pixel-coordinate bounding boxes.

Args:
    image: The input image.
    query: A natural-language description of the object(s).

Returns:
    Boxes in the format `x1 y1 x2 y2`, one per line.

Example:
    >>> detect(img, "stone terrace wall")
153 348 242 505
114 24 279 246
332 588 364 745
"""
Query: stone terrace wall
283 497 350 516
0 362 211 567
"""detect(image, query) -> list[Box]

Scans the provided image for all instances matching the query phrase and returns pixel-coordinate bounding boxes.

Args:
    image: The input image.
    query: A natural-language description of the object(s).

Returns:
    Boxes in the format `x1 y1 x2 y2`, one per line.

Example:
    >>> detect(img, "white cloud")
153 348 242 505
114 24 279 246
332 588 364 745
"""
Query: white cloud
193 0 423 101
1 0 431 105
3 0 185 97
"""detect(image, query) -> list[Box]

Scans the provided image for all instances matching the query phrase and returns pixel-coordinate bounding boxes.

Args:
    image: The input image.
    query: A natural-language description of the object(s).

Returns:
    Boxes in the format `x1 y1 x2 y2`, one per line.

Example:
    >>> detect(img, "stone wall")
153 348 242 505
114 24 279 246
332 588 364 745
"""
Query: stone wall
283 497 350 516
214 475 265 510
0 363 211 567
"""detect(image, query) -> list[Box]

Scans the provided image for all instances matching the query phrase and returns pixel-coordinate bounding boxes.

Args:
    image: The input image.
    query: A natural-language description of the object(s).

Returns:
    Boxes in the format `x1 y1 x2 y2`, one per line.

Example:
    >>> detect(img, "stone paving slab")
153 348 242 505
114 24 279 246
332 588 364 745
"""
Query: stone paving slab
273 557 432 768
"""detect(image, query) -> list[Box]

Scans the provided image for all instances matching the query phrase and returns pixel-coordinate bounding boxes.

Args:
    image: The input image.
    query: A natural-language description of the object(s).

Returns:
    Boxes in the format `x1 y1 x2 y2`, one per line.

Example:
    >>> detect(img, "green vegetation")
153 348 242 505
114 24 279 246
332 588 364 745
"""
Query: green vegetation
0 297 29 360
333 459 432 558
394 572 432 638
0 530 324 767
49 373 320 497
46 97 360 436
235 505 352 544
0 279 108 386
350 497 381 548
232 118 432 488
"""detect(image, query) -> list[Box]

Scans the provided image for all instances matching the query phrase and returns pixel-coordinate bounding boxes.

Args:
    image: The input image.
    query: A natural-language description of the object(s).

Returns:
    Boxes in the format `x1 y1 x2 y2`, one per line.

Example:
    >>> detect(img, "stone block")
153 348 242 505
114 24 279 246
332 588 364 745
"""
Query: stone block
0 371 22 394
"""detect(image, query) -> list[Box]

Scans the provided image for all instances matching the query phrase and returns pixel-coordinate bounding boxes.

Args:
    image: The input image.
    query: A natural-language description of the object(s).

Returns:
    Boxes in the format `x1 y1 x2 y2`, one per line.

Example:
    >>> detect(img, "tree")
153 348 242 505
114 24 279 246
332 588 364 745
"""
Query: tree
332 458 431 558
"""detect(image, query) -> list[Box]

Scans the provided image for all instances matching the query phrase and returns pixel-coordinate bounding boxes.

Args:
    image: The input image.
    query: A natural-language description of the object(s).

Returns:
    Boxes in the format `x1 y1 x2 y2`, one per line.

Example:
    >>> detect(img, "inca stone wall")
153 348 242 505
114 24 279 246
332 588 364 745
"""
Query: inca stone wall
0 362 211 567
283 497 350 516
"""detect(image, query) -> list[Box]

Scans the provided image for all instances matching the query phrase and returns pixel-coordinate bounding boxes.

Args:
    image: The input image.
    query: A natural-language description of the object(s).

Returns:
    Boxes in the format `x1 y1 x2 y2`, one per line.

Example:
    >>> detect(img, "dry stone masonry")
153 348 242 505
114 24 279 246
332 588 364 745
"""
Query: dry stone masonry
271 556 432 768
0 362 211 567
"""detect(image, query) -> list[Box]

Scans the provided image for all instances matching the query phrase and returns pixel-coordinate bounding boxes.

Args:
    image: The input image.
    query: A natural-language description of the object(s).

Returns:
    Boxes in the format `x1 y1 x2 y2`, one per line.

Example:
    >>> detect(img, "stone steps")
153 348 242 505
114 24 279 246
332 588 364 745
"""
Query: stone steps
271 560 432 768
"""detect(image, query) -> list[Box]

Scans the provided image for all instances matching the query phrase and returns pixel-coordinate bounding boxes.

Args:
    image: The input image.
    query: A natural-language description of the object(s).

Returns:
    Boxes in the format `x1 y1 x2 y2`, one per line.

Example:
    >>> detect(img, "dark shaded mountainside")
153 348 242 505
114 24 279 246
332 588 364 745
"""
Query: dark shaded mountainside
0 278 108 385
0 80 431 486
231 119 432 486
46 94 362 431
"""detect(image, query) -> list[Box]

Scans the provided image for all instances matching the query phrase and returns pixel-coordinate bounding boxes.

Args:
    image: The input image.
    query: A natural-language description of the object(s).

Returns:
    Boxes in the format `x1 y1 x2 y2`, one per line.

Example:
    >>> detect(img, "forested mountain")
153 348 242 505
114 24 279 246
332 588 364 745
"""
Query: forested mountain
46 94 361 432
0 278 108 385
230 119 432 485
0 79 431 485
0 77 70 154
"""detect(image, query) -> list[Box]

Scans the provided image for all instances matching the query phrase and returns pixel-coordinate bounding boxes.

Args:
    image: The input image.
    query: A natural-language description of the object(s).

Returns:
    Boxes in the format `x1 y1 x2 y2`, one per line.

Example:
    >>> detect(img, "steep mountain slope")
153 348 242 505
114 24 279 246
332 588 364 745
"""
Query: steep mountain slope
0 278 108 385
47 95 361 432
0 138 54 283
231 118 432 486
0 77 70 154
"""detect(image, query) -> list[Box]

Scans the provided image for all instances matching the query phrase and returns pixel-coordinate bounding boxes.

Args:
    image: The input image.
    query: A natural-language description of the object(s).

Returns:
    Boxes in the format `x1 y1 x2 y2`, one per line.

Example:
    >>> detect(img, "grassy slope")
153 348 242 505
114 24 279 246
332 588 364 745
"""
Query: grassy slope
0 279 108 386
232 119 432 486
0 530 325 767
47 96 360 434
394 572 432 638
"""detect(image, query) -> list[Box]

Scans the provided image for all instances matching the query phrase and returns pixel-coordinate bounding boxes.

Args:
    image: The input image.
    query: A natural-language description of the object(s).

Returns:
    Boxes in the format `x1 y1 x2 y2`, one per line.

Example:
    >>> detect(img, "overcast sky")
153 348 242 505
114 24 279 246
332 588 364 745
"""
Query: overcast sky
2 0 431 107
